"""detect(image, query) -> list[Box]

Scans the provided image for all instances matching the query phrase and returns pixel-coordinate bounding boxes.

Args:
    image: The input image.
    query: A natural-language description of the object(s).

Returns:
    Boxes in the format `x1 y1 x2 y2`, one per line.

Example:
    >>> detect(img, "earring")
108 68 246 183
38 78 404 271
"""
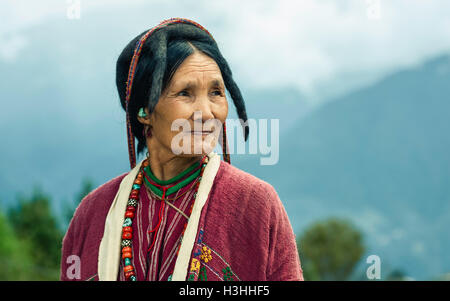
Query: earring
138 107 147 118
222 121 231 164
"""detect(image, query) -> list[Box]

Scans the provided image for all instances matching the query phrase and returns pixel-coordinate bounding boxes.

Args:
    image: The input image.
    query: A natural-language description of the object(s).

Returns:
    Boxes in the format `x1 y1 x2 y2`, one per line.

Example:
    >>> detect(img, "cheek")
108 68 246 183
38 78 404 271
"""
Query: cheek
168 102 195 126
153 101 192 135
214 100 228 123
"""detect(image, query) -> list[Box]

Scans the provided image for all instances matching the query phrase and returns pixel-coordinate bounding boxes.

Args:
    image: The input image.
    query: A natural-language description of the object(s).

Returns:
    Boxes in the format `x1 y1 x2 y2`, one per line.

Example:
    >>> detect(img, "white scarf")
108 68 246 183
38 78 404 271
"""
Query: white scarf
97 152 221 281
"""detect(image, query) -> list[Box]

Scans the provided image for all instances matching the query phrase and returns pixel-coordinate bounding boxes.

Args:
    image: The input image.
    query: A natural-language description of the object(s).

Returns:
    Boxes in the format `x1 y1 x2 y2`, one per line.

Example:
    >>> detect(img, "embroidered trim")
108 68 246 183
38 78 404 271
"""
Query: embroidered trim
186 228 241 281
223 266 234 281
190 258 201 274
197 261 223 280
201 242 241 281
200 246 213 263
198 266 207 281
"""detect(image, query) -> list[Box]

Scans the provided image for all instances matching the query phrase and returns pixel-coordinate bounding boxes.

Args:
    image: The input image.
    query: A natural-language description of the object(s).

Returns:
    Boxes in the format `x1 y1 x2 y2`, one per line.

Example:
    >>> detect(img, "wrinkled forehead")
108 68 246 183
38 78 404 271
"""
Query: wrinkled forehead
166 53 225 90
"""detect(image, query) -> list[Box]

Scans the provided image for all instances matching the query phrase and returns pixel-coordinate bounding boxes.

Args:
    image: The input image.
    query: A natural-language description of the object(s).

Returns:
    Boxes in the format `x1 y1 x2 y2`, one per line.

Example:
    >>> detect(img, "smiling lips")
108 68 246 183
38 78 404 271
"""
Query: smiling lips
188 131 213 136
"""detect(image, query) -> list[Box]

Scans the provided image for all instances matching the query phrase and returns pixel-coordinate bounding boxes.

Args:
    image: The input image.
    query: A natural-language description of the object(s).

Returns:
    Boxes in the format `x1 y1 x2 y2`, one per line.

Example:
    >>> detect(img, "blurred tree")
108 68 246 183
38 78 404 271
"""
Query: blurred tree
0 211 34 280
297 217 365 281
8 186 63 280
63 177 94 230
385 269 408 281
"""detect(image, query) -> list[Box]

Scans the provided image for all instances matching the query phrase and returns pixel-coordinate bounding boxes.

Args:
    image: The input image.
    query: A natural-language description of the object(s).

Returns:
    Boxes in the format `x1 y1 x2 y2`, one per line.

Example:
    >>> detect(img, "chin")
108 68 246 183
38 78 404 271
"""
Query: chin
169 133 218 156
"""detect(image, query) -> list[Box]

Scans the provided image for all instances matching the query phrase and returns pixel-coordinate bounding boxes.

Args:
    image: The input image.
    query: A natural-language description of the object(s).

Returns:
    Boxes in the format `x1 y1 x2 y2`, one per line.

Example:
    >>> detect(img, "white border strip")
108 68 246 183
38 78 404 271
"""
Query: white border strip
171 152 220 281
98 159 144 281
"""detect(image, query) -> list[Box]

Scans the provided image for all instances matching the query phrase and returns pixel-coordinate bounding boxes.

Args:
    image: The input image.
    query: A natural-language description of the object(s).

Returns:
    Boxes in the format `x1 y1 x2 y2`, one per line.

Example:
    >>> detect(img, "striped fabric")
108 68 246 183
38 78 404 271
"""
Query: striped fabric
117 174 198 281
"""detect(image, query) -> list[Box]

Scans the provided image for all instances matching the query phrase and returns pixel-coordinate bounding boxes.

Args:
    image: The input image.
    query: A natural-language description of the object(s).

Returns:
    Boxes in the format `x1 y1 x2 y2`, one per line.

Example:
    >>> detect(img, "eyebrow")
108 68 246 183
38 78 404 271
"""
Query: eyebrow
209 79 224 89
173 79 225 90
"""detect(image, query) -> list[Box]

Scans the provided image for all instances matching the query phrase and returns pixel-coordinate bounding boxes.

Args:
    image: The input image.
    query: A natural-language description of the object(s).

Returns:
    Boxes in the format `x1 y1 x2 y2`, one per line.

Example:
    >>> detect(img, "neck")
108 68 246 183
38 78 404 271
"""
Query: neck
146 148 203 182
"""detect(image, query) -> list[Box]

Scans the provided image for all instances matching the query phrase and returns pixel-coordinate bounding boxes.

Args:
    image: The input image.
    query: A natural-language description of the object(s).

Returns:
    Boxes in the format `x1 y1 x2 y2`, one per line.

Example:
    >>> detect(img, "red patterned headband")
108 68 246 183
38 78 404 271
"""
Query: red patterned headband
125 18 215 169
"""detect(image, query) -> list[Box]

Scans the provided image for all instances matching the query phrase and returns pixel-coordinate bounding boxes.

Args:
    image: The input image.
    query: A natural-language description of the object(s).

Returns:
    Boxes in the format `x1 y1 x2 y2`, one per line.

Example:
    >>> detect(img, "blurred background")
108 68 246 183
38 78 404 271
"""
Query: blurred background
1 0 449 280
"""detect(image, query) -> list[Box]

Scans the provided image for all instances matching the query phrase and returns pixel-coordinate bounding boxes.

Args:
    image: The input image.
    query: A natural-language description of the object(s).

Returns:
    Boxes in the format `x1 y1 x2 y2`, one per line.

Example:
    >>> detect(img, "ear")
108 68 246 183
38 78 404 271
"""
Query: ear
137 107 152 126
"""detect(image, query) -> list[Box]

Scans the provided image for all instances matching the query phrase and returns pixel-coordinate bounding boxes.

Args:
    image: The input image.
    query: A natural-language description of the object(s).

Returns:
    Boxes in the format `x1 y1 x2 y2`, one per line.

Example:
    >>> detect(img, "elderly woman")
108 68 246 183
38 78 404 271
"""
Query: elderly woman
61 18 303 281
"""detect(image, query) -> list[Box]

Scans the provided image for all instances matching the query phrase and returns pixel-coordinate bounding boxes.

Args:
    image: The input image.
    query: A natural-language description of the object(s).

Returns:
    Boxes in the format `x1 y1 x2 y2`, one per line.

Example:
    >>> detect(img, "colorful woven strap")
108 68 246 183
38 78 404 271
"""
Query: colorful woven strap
125 18 215 169
222 122 231 164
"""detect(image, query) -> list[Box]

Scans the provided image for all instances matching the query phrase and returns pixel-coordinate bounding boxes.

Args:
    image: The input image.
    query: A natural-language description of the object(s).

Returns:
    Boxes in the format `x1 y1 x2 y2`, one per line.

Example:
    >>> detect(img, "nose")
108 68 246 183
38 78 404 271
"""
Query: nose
192 96 214 122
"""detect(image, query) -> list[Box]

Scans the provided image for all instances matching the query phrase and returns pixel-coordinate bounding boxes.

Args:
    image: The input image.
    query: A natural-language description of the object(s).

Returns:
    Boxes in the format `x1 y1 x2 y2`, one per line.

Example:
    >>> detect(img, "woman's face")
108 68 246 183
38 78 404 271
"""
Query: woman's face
140 51 228 158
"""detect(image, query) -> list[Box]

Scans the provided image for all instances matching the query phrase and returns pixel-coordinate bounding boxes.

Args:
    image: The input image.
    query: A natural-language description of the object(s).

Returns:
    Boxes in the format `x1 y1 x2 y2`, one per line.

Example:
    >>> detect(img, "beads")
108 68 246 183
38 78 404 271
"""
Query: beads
122 232 132 240
124 266 135 280
124 265 134 273
125 211 135 219
119 156 208 281
121 239 131 247
125 271 135 279
123 218 132 227
130 189 139 199
120 164 148 281
122 251 132 259
127 199 137 207
122 224 133 237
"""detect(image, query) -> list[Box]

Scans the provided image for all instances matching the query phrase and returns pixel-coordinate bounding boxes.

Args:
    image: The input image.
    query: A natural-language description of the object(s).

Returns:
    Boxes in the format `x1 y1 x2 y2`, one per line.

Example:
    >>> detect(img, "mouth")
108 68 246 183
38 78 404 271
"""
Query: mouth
187 131 214 136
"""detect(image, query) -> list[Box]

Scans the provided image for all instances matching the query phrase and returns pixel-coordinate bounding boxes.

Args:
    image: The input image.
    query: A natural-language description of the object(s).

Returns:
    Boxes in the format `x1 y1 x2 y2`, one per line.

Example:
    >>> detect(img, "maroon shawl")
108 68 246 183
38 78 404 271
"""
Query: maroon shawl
60 161 303 281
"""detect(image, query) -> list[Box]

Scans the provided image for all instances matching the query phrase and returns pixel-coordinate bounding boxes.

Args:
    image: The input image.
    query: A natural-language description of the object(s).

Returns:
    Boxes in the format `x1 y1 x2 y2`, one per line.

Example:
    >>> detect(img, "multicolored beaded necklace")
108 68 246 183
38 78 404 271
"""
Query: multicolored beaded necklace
120 155 209 281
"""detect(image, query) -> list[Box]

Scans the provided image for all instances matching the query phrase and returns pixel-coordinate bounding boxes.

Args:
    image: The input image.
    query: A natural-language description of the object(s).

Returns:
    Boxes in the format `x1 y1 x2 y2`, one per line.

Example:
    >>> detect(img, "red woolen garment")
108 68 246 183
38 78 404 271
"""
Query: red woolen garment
118 173 198 281
60 160 304 281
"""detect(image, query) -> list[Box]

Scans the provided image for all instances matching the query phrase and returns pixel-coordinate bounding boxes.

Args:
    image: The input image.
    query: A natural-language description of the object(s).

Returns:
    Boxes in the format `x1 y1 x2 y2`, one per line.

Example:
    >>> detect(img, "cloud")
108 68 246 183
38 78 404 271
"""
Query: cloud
203 0 450 99
2 0 450 99
0 35 28 62
0 0 63 34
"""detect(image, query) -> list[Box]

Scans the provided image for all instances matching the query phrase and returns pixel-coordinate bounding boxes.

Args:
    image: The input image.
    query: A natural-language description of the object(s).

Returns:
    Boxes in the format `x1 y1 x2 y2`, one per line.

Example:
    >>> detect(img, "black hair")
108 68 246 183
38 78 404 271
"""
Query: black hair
116 22 248 155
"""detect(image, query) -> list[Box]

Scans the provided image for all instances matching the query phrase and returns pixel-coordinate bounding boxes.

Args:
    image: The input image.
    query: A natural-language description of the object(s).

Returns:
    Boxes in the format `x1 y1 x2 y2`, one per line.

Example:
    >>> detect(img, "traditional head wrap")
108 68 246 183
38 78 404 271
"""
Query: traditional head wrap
122 18 247 169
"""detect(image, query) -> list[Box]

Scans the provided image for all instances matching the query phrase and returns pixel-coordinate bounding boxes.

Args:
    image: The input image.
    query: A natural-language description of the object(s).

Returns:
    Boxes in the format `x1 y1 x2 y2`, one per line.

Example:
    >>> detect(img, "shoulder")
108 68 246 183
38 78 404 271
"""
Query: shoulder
61 172 128 280
213 161 280 211
68 172 128 229
218 161 277 194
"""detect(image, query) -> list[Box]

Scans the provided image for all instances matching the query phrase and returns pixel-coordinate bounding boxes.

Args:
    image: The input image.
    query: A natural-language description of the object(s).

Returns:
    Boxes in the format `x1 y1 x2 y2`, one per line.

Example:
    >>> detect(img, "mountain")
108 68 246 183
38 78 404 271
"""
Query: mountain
1 11 449 280
234 54 450 280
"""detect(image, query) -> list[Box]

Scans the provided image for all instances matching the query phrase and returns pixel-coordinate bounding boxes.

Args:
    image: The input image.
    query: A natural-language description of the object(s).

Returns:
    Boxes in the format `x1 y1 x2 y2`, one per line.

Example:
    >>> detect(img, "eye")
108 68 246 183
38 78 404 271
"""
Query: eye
177 90 190 97
211 89 223 96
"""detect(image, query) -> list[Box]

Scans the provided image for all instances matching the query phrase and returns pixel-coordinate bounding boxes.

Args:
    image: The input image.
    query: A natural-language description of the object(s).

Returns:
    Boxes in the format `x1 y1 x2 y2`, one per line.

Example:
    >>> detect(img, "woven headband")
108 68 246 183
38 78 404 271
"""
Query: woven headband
124 18 215 169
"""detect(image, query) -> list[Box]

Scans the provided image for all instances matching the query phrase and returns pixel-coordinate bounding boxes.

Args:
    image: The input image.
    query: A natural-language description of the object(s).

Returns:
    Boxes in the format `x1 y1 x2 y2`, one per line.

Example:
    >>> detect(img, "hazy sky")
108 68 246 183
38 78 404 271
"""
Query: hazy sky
1 4 449 279
2 0 450 102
